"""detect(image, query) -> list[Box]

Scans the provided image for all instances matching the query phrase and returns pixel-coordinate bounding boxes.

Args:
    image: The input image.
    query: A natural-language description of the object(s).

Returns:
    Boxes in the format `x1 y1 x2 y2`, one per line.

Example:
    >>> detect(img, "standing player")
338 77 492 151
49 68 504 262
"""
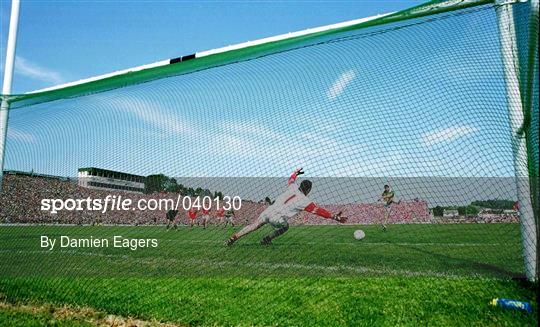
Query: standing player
216 207 226 225
379 184 400 231
226 168 347 246
165 209 179 230
187 207 198 228
200 207 211 229
223 208 236 228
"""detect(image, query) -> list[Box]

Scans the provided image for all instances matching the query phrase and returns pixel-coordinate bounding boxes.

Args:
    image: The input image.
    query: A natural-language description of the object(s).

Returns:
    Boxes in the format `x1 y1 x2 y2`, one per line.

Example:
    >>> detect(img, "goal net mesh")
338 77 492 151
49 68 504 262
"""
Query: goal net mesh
0 0 538 282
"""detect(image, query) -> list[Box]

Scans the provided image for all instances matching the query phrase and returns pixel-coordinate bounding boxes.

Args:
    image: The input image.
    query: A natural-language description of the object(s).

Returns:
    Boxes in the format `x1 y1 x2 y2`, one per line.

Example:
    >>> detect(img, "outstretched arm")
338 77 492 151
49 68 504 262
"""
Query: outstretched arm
288 168 304 185
304 203 347 223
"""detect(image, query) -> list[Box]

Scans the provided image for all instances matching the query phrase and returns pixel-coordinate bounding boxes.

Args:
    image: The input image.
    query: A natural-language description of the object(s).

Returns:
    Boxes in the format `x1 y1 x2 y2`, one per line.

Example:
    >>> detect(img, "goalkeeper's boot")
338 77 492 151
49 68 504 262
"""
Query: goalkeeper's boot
260 236 273 246
226 235 238 247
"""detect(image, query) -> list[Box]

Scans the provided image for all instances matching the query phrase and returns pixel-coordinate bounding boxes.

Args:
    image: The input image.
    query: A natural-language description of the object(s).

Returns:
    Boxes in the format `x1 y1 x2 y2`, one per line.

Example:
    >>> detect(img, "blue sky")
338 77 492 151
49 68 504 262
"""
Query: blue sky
1 0 425 93
0 1 517 178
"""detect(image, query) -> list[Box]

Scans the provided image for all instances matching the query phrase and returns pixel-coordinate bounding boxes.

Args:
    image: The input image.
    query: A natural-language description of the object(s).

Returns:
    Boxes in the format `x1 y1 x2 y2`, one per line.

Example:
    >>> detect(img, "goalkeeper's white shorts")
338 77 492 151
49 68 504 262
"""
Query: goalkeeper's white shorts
258 212 289 228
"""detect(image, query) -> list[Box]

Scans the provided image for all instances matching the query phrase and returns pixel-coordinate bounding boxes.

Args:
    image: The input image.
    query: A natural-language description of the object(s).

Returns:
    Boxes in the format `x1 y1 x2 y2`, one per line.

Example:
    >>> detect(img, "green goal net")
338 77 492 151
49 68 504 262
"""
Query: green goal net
0 0 538 284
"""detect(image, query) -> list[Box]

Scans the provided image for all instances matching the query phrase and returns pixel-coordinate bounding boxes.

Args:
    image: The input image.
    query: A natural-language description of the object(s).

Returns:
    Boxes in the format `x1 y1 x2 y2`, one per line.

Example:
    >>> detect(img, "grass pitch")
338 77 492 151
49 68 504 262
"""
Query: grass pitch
0 224 537 326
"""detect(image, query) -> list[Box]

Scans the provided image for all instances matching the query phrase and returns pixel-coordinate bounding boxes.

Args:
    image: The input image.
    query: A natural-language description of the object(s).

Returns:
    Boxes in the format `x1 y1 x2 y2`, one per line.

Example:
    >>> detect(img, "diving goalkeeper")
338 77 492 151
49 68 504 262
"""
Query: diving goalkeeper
226 168 347 246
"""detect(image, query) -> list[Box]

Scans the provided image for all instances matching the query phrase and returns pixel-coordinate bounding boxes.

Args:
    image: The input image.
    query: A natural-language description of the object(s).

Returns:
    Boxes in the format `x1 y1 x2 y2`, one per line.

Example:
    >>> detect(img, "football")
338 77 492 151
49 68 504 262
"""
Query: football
354 229 366 240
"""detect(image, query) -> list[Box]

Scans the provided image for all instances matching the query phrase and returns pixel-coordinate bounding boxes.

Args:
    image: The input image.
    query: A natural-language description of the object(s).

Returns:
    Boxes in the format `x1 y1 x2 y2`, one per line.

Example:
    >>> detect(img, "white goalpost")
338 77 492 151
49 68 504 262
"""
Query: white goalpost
495 0 538 281
0 0 20 193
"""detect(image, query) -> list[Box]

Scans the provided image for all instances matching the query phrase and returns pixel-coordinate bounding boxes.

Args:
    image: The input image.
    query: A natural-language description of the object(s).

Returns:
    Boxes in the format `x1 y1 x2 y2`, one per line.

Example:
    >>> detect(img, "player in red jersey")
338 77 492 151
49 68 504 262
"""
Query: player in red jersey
216 207 226 225
187 207 198 228
200 207 211 229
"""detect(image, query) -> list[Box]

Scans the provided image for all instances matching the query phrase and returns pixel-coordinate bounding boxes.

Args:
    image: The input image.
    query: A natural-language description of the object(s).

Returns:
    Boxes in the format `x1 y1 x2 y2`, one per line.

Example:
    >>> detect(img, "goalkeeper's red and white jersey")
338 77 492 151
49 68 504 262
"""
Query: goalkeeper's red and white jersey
263 171 333 220
264 183 313 219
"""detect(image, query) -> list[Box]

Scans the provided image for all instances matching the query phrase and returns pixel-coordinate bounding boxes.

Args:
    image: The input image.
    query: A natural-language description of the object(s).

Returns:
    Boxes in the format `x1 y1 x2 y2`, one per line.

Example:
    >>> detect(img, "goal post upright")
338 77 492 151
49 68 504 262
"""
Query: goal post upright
0 0 21 193
495 0 538 281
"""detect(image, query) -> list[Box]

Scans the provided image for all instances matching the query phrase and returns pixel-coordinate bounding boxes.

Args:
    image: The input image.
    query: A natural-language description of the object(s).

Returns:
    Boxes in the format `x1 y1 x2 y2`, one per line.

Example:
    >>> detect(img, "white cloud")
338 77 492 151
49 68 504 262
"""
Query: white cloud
328 152 404 177
327 70 356 100
223 121 283 141
7 128 36 143
15 56 65 85
108 97 195 136
220 134 254 153
421 125 478 146
213 126 365 165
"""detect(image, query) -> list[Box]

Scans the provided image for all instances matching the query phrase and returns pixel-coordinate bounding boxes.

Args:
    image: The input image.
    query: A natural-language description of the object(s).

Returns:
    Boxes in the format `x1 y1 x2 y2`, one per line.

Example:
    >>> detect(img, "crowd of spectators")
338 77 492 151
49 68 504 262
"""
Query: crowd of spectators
0 175 518 226
477 213 520 223
434 213 520 224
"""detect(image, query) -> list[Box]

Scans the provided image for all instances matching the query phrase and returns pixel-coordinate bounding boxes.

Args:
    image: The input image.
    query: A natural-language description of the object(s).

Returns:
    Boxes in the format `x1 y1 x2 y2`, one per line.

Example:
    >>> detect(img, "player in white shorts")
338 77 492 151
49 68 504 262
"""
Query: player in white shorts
200 208 211 229
223 208 236 228
215 207 226 225
226 168 347 246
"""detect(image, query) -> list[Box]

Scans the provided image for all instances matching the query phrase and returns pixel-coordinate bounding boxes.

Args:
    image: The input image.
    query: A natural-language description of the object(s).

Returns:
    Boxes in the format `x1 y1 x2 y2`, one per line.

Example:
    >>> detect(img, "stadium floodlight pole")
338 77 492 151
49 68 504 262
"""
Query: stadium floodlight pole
0 0 21 193
495 0 538 281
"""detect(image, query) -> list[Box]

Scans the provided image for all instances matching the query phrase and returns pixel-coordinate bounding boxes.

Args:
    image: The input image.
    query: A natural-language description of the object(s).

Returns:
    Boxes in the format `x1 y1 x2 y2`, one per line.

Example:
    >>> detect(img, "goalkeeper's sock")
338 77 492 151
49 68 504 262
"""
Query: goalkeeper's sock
260 236 272 245
226 235 238 246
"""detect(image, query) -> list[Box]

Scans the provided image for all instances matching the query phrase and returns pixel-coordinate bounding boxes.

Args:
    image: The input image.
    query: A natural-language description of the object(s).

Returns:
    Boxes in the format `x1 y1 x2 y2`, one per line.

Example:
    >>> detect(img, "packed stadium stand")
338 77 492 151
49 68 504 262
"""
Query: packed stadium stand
0 174 519 225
